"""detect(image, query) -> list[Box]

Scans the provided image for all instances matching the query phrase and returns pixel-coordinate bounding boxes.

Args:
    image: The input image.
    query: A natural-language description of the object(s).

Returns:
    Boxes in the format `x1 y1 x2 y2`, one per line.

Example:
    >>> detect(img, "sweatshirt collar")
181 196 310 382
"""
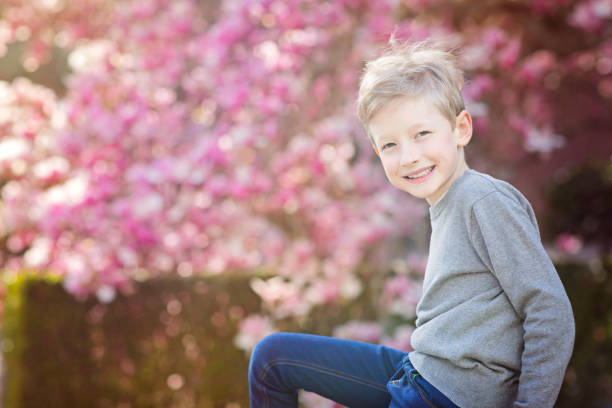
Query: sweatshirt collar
429 168 475 220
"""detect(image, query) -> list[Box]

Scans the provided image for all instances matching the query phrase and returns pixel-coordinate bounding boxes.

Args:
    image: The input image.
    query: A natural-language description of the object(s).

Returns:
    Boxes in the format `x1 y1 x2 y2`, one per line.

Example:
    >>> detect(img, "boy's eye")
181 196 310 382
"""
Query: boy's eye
381 142 396 150
416 131 430 138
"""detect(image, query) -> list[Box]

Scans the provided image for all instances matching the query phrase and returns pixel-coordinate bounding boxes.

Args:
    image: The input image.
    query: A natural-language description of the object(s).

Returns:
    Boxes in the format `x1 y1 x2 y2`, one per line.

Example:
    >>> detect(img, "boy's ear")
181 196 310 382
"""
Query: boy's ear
455 110 473 147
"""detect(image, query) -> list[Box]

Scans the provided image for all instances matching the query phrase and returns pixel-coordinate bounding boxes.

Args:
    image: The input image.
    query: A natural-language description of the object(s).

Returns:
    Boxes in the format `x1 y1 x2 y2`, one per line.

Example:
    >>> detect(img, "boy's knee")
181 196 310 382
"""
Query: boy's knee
251 332 287 367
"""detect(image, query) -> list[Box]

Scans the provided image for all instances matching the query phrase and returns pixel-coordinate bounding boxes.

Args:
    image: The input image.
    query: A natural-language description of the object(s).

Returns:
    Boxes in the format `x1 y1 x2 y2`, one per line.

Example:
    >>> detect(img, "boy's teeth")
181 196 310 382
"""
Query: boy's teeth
407 166 433 179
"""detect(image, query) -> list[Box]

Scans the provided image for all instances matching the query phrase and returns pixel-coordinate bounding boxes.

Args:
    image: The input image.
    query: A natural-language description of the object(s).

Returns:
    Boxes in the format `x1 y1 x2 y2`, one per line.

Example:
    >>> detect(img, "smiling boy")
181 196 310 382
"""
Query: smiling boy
248 40 575 408
358 40 575 407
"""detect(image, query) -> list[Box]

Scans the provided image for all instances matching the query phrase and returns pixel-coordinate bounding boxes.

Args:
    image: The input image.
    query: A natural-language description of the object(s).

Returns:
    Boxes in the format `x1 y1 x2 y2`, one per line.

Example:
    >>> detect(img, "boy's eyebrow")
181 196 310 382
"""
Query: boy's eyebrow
374 122 427 141
407 122 426 131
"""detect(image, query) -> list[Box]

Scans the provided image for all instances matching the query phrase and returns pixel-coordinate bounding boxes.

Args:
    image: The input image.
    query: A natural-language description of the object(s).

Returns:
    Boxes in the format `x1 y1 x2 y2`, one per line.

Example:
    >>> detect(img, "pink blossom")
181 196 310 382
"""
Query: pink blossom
523 125 565 155
299 391 344 408
381 274 423 319
381 325 414 352
556 233 583 255
234 314 278 354
569 0 612 31
464 75 495 100
332 321 382 344
402 0 434 10
518 50 557 83
497 39 521 69
482 28 506 49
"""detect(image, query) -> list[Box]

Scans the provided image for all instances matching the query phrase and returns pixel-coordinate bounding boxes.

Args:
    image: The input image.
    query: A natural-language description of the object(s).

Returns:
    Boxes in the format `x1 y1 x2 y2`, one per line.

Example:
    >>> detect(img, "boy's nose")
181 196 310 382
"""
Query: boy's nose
400 146 420 166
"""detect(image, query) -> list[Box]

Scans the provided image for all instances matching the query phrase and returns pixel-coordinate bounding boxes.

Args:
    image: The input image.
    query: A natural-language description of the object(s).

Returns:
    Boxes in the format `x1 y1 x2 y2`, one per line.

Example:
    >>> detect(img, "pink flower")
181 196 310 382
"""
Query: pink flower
332 321 382 344
464 75 495 100
569 0 612 31
518 50 557 83
556 233 583 255
381 274 422 319
497 40 521 69
234 314 277 353
381 325 414 352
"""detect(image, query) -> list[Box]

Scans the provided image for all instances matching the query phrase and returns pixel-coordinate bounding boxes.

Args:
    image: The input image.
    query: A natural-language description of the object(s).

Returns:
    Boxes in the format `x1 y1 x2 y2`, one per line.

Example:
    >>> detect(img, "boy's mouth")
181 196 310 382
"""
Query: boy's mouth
404 165 435 182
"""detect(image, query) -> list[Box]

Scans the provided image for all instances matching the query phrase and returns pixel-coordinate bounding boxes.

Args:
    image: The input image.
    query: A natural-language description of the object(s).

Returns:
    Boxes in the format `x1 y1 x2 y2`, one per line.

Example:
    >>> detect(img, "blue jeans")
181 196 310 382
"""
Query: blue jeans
248 332 460 408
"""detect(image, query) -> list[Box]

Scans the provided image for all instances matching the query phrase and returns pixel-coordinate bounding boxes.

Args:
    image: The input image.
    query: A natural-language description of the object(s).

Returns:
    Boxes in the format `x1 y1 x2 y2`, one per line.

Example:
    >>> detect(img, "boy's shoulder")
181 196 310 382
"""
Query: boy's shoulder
431 169 535 223
452 169 533 214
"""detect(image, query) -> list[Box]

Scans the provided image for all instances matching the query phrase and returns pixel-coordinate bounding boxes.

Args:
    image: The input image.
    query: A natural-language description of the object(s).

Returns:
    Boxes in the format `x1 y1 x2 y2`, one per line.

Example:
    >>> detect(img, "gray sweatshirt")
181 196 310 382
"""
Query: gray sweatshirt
408 169 575 408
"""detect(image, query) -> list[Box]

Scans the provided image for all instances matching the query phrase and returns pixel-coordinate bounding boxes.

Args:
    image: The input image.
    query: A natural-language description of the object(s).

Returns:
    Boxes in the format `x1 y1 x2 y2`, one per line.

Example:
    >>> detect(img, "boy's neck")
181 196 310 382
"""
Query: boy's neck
426 160 470 206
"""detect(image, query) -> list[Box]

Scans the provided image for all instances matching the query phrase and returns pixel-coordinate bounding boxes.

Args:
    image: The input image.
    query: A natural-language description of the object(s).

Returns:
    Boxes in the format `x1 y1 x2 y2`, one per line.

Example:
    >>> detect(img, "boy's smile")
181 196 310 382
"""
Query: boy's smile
368 95 473 205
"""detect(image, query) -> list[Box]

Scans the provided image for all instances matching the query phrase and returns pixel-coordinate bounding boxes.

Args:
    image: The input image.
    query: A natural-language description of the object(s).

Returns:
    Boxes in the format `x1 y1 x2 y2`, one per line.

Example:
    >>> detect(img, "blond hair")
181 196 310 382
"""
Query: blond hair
357 38 465 140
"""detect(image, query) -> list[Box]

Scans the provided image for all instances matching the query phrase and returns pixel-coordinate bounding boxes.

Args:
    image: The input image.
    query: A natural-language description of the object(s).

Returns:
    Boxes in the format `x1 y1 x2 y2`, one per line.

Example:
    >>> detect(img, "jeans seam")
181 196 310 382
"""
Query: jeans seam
257 357 389 407
408 372 438 408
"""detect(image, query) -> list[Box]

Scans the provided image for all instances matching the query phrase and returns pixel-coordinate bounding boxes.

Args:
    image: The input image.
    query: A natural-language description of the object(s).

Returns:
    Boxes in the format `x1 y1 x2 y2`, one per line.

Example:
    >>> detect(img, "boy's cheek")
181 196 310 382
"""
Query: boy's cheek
380 156 397 171
383 166 398 185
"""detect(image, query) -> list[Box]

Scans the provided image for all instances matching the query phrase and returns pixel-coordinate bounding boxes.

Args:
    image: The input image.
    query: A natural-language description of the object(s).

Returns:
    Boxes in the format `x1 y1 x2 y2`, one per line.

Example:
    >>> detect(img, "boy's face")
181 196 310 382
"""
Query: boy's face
368 95 472 205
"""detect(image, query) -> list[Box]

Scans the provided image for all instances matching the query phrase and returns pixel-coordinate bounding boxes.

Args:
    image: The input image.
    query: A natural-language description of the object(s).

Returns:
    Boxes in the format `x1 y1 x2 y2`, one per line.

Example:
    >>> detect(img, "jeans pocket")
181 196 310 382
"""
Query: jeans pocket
386 368 438 408
412 372 461 408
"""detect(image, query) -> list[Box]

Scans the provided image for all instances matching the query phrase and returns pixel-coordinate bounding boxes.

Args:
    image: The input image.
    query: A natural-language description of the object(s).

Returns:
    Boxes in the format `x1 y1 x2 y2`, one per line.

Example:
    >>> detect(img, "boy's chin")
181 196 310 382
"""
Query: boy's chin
395 185 429 199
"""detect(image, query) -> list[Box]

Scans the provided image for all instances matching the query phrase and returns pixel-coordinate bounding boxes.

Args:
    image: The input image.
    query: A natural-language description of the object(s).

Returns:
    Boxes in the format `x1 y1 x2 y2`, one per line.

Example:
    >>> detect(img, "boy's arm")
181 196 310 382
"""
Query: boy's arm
469 192 575 408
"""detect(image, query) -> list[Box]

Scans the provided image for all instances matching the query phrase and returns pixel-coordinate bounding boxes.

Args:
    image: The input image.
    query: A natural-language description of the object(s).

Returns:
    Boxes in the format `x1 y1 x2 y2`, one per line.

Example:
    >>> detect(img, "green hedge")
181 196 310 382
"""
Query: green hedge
2 274 263 408
1 257 610 407
555 257 612 408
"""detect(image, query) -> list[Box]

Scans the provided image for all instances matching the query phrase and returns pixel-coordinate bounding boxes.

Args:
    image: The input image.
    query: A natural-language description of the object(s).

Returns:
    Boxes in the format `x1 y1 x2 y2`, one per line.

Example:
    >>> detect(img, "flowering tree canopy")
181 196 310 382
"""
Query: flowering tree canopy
0 0 610 376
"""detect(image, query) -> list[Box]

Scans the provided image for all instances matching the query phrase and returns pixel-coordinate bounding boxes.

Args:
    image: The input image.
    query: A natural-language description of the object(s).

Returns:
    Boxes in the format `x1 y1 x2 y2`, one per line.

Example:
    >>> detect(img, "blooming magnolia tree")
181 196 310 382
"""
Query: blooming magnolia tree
0 0 611 404
1 0 428 334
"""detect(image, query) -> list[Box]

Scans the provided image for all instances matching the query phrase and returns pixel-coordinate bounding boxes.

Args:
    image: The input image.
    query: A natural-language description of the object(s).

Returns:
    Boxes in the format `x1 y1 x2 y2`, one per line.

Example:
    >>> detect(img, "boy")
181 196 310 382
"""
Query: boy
248 40 575 408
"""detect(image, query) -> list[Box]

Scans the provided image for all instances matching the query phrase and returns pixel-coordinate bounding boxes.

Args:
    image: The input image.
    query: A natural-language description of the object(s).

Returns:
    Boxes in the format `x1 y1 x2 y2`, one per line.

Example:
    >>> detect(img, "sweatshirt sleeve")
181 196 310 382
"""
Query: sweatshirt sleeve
469 191 575 408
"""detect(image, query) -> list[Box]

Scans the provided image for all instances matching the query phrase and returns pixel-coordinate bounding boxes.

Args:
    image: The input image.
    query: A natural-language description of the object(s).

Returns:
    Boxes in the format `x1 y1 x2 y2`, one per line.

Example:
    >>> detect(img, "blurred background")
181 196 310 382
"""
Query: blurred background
0 0 610 407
